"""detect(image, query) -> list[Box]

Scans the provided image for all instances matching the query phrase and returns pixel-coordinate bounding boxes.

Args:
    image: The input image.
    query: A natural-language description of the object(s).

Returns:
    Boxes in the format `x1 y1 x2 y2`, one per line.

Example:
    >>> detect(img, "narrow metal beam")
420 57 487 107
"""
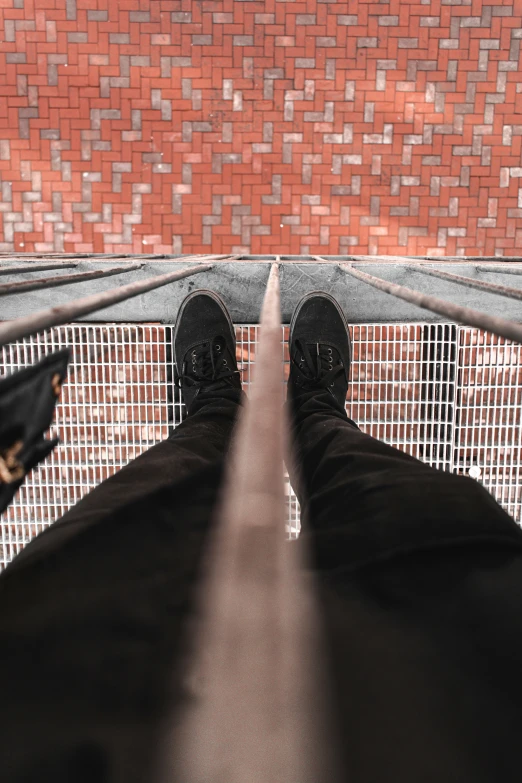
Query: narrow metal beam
0 263 143 297
0 260 214 347
404 264 522 302
0 263 79 277
168 264 340 783
476 264 522 277
2 253 522 268
0 252 236 262
344 253 522 265
337 253 471 265
427 255 522 263
338 263 522 343
334 253 522 267
343 253 424 264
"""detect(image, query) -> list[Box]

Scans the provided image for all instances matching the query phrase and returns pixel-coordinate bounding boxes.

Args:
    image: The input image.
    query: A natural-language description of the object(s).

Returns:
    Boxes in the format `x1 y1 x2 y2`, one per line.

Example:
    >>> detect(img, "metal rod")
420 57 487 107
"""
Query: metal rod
2 253 522 267
0 259 215 347
343 253 425 264
337 254 522 267
338 263 522 343
476 264 522 277
320 253 471 265
404 264 522 302
0 253 151 260
0 263 79 277
423 256 522 264
0 252 237 265
0 253 118 258
0 263 143 297
168 264 340 783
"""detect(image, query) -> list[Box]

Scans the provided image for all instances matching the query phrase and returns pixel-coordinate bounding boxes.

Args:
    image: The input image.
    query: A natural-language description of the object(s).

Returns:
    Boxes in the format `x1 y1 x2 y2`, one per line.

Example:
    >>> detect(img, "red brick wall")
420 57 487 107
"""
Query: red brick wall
0 0 521 256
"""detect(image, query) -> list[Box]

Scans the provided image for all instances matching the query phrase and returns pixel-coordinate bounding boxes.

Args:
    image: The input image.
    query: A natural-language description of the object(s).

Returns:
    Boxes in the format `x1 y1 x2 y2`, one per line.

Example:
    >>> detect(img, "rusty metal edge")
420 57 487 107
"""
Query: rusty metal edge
338 262 522 343
0 263 79 276
0 263 143 297
0 256 216 347
404 264 522 302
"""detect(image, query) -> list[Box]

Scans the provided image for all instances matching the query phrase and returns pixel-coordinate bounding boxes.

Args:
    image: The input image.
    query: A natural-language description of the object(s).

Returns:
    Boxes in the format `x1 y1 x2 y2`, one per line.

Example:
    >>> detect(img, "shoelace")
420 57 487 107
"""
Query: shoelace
176 336 239 390
291 338 345 390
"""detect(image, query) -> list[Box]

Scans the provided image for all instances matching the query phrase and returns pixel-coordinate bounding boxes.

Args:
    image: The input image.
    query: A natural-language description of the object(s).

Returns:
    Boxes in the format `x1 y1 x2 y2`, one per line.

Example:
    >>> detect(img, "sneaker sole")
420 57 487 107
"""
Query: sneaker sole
173 289 236 373
289 290 352 363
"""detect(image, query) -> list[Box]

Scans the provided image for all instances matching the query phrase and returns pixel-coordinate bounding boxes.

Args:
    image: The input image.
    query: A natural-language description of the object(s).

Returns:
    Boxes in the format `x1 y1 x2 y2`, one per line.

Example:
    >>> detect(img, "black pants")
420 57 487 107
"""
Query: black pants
1 386 522 783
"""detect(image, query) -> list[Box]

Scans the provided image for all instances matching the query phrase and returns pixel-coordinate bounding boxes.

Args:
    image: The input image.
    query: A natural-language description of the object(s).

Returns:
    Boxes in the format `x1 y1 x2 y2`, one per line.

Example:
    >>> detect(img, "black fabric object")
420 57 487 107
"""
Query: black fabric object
0 349 70 515
1 383 522 782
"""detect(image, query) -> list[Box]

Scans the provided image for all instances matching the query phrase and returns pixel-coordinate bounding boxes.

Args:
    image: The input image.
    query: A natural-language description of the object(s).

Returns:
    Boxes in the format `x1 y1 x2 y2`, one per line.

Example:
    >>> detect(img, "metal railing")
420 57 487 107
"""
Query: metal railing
1 252 522 342
0 258 214 345
337 260 522 343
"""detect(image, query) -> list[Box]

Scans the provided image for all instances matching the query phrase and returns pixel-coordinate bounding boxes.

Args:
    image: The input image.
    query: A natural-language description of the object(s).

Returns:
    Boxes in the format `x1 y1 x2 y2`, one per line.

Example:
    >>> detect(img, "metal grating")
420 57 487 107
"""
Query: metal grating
454 329 522 519
0 323 521 568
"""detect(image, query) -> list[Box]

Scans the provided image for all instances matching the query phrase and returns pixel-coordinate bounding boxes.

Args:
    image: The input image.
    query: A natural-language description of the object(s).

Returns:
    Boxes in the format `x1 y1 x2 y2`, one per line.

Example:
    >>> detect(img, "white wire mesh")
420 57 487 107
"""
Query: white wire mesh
454 328 522 521
0 322 520 568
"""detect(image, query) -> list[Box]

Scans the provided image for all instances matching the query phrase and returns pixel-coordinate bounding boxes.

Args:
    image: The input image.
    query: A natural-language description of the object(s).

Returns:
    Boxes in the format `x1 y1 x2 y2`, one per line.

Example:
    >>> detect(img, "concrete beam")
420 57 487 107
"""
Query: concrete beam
0 258 521 325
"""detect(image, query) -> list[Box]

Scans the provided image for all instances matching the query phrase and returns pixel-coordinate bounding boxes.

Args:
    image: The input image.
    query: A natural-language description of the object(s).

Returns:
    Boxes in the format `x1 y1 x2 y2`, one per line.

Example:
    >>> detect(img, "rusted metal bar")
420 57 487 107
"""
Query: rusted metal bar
2 252 522 267
428 255 522 262
0 253 238 268
476 264 522 277
404 264 522 302
0 263 143 297
338 262 522 343
0 253 154 260
0 253 123 259
333 253 522 267
0 263 78 277
0 258 216 347
332 253 469 265
166 264 341 783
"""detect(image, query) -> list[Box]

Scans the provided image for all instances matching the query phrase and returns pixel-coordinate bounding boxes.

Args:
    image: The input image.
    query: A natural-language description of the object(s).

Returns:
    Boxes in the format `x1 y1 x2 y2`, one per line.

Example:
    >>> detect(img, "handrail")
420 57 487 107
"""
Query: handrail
0 258 216 347
0 263 143 297
336 262 522 343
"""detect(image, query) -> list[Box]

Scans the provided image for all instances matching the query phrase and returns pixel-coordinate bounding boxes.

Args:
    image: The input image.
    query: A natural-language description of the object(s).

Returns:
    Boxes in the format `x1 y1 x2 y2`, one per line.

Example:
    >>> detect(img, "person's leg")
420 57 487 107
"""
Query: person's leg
290 389 520 570
0 291 243 783
286 293 521 571
287 293 522 782
7 387 240 570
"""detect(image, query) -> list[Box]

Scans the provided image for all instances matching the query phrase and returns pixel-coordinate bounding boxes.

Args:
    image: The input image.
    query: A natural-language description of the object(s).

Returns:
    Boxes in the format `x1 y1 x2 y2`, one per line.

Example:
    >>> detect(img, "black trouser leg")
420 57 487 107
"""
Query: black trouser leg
288 389 522 783
0 387 243 783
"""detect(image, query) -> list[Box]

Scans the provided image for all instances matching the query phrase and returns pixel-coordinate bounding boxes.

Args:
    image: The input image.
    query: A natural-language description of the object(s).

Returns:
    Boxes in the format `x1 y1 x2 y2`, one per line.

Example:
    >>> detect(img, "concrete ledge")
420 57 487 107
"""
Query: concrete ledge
0 256 521 324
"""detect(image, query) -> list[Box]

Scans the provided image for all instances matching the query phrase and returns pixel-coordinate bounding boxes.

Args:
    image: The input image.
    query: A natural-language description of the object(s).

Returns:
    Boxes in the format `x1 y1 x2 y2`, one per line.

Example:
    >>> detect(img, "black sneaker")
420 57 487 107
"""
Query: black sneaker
288 291 351 410
173 290 241 410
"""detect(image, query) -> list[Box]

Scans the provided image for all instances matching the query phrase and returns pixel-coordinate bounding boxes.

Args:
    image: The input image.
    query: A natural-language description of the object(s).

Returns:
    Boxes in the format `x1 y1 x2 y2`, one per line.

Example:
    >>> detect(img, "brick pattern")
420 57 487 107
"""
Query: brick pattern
0 1 522 256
